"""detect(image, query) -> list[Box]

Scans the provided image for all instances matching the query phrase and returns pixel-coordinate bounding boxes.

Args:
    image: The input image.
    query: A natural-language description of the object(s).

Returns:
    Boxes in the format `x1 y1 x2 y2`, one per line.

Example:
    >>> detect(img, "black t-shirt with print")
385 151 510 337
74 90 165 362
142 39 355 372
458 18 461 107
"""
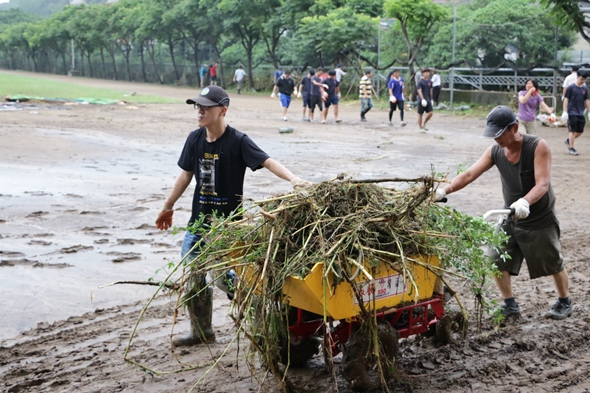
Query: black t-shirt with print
177 125 270 225
417 78 432 101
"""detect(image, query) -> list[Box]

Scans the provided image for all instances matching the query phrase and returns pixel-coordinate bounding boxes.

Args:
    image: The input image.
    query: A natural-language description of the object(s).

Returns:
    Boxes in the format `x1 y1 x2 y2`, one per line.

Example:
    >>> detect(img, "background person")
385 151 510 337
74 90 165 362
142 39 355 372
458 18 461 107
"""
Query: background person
271 69 296 121
209 62 218 86
562 71 590 156
155 86 311 347
309 67 326 123
435 105 572 320
199 64 208 88
298 69 313 122
387 69 406 127
562 65 579 101
322 69 341 124
517 78 554 135
431 69 441 107
233 65 247 94
416 68 433 132
335 63 347 83
359 69 373 122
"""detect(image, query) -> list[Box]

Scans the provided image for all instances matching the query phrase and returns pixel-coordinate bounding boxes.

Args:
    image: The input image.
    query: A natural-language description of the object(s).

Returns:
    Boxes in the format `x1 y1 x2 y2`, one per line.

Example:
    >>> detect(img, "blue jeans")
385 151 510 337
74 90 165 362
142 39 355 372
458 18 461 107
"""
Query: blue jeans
181 231 202 260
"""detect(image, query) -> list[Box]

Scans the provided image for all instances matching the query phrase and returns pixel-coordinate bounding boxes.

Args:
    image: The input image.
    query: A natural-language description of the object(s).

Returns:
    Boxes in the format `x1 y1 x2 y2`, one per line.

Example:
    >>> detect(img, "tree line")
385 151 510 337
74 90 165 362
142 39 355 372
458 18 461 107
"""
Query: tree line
0 0 581 91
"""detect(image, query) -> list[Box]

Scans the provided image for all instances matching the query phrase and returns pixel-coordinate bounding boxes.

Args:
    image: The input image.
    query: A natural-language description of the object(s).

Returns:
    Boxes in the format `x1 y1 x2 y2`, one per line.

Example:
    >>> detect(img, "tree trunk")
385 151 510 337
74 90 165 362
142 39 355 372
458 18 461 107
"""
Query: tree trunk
87 52 94 77
246 42 254 90
61 53 67 75
109 48 118 80
100 48 106 79
124 49 131 82
192 39 200 86
147 45 163 84
139 44 147 82
168 38 181 82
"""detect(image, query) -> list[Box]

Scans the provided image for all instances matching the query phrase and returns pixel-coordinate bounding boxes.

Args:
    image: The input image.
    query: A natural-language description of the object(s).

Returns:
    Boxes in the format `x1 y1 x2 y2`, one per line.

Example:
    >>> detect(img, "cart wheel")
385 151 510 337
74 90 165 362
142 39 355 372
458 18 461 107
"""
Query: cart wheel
435 311 468 345
279 333 320 367
341 322 399 392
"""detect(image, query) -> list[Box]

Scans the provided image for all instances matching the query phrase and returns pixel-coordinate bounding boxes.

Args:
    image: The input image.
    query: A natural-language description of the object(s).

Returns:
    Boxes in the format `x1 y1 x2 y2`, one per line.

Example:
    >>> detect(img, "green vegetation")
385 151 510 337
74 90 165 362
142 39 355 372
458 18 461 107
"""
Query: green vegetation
0 72 178 103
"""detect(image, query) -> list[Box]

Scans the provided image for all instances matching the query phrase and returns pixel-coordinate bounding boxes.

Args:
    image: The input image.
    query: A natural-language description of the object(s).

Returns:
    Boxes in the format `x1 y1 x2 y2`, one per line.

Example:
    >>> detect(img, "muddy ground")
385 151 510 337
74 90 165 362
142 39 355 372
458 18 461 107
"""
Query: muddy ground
1 70 590 393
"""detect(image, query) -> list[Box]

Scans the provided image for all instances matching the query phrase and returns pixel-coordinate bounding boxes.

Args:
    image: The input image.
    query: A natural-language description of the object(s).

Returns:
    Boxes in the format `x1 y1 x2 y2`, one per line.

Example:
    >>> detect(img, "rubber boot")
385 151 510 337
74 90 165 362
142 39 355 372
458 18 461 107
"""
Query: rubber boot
173 275 216 347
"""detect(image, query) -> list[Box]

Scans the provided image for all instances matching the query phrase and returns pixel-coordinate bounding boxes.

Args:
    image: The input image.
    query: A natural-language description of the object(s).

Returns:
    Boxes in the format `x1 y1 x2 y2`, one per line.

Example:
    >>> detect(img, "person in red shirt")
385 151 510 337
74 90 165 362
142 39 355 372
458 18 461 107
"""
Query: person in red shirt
209 62 218 86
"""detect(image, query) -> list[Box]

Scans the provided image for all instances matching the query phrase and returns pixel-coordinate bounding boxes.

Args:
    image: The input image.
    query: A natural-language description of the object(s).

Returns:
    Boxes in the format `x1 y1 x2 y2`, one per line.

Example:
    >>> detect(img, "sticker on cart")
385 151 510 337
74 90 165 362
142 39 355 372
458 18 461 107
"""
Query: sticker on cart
354 274 407 305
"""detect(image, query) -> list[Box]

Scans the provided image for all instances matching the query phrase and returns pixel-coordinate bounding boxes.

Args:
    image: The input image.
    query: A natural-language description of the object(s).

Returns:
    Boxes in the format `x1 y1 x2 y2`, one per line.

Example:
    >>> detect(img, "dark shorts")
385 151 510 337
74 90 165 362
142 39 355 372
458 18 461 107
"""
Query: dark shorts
418 101 433 114
303 93 310 107
568 115 585 133
324 95 338 108
486 219 564 280
390 100 404 111
309 95 323 112
211 75 217 81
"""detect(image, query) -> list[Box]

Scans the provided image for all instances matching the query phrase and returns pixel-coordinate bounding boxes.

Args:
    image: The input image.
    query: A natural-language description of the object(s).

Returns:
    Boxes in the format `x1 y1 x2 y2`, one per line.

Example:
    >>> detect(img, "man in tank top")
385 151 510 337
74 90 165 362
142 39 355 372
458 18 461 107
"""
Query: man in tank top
434 105 572 320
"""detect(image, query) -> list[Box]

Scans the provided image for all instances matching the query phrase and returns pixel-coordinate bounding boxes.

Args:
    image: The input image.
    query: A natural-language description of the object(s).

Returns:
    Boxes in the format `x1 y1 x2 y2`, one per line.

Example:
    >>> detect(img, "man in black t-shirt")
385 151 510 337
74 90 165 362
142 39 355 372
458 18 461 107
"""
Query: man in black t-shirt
417 68 433 132
322 70 341 124
271 69 296 121
155 86 311 347
298 69 314 122
309 67 327 123
562 71 590 155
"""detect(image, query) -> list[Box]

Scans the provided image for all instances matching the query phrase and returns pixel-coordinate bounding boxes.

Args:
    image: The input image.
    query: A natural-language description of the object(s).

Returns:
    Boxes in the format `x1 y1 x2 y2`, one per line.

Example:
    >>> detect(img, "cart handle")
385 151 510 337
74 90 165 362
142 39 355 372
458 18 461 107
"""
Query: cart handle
483 208 514 220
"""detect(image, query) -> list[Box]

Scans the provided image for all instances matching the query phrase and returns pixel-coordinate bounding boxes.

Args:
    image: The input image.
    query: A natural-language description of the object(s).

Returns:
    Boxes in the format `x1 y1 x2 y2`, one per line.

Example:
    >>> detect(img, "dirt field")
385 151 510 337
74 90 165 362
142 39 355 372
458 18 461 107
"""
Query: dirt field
2 70 590 393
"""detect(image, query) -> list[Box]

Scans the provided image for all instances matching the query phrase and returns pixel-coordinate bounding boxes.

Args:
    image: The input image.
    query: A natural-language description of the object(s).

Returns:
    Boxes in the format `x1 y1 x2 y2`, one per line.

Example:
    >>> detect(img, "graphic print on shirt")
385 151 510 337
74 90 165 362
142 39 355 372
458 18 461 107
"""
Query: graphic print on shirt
198 152 228 207
199 152 217 196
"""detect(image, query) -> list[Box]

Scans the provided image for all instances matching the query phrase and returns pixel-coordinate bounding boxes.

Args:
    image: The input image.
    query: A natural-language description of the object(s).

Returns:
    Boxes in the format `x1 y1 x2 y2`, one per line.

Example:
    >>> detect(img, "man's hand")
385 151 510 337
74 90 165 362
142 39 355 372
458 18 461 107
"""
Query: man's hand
270 93 276 98
290 176 313 190
434 188 446 202
510 198 530 219
296 92 302 98
561 112 569 122
421 99 427 107
390 95 396 103
323 84 329 89
156 208 174 230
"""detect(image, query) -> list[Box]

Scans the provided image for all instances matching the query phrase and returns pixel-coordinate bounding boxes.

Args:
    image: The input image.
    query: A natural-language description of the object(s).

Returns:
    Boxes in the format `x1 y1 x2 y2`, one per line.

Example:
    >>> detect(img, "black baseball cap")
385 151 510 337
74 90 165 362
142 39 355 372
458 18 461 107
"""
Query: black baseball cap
484 105 517 138
186 86 230 107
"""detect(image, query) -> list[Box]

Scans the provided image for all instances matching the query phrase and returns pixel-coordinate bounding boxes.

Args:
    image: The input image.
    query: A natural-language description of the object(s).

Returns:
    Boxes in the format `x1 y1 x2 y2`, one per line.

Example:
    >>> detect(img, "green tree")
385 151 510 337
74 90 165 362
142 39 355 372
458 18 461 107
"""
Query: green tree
421 0 576 69
541 0 590 46
383 0 447 77
299 7 378 68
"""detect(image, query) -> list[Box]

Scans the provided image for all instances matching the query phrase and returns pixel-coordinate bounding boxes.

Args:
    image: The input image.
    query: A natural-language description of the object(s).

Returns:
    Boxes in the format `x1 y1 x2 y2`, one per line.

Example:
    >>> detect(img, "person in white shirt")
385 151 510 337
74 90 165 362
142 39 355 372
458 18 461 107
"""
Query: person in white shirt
335 64 347 83
431 69 441 106
233 65 247 94
562 66 579 101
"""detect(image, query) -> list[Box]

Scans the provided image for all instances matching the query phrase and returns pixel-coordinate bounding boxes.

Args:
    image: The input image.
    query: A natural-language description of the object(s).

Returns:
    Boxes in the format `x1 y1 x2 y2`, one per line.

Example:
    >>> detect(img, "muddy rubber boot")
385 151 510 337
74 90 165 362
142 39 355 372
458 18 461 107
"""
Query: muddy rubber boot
173 277 216 347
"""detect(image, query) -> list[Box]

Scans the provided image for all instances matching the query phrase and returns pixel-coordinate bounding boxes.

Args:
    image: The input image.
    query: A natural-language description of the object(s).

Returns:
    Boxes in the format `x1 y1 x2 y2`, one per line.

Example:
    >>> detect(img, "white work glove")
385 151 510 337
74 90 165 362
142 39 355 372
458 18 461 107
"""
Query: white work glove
323 84 329 89
430 100 434 107
561 112 568 122
549 113 556 122
421 99 427 107
434 188 446 202
390 95 396 103
290 176 313 190
337 92 341 99
296 92 301 98
270 93 276 98
510 198 530 219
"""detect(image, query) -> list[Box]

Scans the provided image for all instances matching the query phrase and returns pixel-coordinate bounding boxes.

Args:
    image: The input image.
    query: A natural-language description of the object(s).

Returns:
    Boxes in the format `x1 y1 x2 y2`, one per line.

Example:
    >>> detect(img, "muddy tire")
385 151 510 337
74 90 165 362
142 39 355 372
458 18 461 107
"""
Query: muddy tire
341 322 399 392
435 311 467 345
279 334 320 367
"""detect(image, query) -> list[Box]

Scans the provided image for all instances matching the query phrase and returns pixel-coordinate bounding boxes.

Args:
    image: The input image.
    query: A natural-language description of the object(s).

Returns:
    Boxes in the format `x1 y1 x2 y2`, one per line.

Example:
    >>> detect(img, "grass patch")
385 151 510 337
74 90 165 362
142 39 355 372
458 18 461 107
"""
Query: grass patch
0 72 178 104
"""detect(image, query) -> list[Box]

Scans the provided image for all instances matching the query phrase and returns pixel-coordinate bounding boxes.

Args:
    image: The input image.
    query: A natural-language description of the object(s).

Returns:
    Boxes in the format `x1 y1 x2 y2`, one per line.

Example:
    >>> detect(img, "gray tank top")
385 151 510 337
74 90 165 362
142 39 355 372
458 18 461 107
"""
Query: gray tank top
491 134 556 228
